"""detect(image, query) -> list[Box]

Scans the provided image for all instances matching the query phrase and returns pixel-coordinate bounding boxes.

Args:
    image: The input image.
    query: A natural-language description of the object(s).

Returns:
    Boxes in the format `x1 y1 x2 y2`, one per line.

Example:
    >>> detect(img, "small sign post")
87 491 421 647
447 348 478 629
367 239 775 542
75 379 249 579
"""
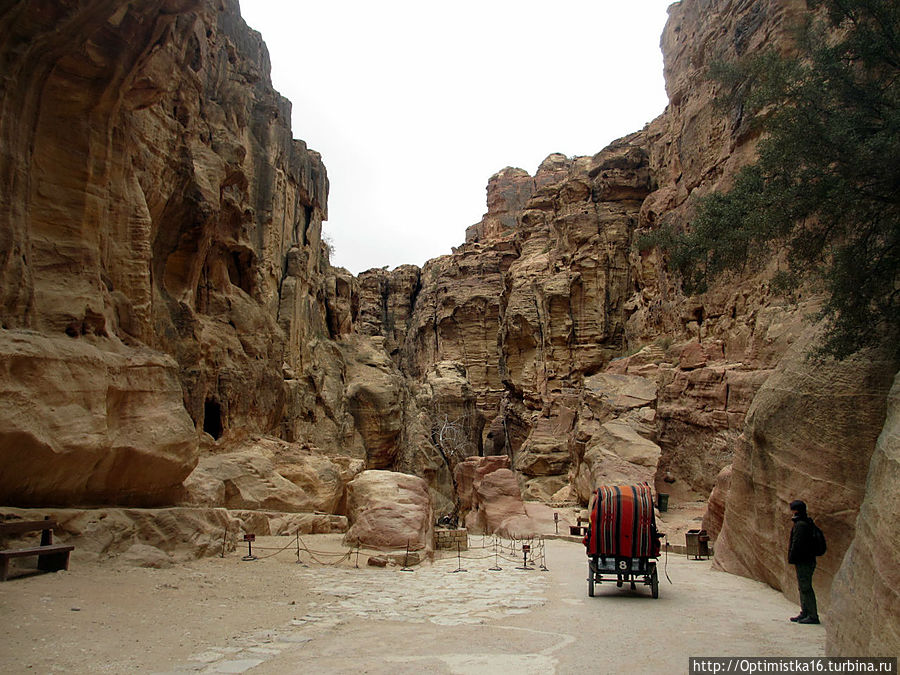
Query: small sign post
242 533 257 561
517 543 532 571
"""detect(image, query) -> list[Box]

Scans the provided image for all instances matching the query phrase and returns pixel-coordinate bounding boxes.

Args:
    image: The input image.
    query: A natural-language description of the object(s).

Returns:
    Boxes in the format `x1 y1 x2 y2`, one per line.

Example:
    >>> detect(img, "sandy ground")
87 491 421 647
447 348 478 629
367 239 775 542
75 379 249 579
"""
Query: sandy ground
0 524 825 674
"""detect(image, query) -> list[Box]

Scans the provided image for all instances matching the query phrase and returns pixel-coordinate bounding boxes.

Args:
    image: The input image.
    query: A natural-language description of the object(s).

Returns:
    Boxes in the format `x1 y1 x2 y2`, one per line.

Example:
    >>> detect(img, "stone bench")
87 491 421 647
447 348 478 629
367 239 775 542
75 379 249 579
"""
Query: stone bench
0 517 74 581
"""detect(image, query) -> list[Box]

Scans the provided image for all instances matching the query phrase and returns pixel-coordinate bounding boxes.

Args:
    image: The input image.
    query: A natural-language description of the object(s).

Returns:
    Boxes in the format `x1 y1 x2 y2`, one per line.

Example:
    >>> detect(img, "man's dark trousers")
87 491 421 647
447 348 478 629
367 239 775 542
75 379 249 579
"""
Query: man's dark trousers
796 562 818 619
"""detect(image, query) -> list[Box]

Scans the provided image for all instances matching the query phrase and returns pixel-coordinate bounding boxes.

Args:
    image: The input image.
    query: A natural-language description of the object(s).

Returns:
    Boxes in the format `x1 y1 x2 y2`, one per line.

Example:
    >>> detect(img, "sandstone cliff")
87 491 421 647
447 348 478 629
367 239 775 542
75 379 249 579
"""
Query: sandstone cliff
2 0 897 657
0 0 447 513
325 0 898 654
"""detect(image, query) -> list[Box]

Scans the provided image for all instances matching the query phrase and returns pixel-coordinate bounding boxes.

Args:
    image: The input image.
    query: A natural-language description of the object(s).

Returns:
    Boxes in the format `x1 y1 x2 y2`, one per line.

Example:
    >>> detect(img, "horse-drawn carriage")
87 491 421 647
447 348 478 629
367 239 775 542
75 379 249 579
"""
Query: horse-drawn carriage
583 483 663 598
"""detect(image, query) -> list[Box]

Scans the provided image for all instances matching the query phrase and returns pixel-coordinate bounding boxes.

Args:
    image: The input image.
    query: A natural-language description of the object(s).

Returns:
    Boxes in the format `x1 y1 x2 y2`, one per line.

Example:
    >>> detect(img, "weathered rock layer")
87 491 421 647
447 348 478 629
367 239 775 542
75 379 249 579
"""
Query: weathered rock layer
2 0 898 657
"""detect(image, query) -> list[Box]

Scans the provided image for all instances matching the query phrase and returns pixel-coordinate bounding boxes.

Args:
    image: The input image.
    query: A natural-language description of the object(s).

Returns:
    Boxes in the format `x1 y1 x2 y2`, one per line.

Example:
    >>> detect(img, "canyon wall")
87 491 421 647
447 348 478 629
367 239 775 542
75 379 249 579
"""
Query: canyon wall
332 0 898 653
1 0 897 656
0 0 447 511
357 0 817 505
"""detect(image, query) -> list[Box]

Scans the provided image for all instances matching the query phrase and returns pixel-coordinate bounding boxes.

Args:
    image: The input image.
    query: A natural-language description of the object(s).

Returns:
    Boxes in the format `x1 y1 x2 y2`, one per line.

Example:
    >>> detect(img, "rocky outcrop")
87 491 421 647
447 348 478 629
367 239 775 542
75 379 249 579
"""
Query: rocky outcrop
702 464 732 541
356 265 421 360
827 373 900 656
402 244 516 417
465 166 535 244
0 331 197 506
571 372 660 503
342 470 433 552
0 0 334 503
455 456 535 537
713 329 896 613
181 435 362 514
1 506 240 562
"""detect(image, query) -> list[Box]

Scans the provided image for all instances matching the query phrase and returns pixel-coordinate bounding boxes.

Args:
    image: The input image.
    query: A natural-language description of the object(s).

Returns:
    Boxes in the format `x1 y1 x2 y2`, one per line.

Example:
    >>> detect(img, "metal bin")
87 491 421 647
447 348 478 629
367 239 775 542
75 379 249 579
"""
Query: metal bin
685 528 710 560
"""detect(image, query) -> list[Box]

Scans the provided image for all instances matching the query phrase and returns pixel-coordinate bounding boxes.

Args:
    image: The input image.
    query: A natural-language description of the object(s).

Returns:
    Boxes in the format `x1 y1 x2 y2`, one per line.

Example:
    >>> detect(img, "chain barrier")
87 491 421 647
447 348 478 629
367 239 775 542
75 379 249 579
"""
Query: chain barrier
229 530 550 571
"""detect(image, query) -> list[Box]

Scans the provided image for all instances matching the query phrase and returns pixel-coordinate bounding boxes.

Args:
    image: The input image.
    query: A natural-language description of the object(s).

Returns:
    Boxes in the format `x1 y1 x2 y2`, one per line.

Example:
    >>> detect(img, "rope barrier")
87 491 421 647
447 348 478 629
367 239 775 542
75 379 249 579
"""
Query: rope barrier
225 529 552 572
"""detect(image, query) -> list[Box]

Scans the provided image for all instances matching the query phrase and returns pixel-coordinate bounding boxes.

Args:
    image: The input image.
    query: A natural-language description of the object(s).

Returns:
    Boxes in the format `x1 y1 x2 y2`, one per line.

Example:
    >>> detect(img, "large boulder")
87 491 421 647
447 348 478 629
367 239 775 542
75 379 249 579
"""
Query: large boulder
342 471 433 552
455 456 536 537
0 331 197 506
714 330 896 614
468 468 535 538
455 455 511 514
182 436 361 513
827 372 900 656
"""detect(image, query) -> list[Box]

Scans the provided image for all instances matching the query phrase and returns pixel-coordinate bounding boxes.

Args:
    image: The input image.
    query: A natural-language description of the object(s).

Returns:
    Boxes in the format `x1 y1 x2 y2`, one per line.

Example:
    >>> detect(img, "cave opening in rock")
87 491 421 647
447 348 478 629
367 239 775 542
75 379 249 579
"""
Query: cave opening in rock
226 248 255 296
203 398 223 440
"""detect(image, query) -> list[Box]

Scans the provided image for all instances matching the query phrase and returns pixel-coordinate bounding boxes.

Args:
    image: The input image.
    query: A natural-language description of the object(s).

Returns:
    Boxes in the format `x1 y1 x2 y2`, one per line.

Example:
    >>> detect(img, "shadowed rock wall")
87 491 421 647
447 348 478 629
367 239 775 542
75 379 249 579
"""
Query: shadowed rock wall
828 373 900 656
0 0 438 507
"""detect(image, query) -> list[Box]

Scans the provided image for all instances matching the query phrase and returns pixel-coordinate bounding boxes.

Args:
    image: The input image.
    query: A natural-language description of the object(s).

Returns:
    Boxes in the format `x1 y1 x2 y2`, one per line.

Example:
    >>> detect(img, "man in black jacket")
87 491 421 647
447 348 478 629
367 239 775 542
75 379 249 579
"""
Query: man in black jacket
788 499 819 624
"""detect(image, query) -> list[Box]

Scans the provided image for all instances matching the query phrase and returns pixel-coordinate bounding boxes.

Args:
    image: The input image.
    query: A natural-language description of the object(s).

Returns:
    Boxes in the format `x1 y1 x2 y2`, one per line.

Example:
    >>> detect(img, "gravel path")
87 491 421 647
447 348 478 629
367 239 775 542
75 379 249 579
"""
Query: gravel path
0 536 825 674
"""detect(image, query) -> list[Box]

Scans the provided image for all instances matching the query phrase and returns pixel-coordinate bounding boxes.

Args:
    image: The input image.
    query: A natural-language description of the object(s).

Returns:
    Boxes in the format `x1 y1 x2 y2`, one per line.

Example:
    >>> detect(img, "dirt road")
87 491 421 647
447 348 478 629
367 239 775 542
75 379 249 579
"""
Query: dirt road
0 534 824 674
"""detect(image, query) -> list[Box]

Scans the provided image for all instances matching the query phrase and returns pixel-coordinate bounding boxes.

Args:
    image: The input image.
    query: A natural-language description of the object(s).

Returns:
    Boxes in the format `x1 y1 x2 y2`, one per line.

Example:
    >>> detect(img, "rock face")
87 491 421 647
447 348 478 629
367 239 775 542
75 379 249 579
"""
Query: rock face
0 0 321 503
828 373 900 656
713 330 896 614
342 470 433 552
181 435 361 514
2 0 898 651
0 0 452 513
455 456 535 537
0 331 197 506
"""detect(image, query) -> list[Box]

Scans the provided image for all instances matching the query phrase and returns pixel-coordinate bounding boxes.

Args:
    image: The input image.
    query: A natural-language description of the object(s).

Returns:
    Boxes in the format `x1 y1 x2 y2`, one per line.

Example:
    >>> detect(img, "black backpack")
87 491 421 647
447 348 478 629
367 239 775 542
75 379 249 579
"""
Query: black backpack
810 519 827 556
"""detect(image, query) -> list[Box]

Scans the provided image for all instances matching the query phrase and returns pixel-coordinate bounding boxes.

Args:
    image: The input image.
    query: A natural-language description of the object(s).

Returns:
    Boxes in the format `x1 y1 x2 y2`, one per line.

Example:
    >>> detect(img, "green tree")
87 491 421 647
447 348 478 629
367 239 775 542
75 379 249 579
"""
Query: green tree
642 0 899 359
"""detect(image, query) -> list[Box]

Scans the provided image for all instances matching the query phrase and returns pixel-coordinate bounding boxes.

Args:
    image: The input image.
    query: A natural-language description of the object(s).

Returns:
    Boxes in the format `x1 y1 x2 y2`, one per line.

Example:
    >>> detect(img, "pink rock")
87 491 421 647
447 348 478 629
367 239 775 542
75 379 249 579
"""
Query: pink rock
342 470 433 552
702 464 732 540
455 455 510 512
455 459 536 537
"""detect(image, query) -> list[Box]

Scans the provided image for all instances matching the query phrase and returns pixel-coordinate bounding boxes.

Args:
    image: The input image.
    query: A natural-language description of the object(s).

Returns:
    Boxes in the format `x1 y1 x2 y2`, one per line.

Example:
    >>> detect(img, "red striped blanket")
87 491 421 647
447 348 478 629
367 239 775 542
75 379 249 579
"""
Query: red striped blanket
584 483 660 558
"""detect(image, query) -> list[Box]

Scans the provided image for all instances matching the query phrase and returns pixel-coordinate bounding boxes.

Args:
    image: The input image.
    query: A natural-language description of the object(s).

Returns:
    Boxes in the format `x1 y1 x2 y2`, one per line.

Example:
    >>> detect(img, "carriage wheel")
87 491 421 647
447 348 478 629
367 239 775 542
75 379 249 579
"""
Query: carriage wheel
650 564 659 599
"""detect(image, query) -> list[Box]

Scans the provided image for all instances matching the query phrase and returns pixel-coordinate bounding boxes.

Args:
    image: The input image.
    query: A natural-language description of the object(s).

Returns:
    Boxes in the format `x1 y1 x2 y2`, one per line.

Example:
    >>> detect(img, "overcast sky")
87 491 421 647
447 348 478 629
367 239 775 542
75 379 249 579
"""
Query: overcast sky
239 1 675 275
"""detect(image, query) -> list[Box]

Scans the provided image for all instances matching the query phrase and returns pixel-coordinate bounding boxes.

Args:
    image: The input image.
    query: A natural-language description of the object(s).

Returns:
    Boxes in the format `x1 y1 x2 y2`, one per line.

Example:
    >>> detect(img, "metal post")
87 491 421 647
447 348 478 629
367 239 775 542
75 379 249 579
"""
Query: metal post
451 540 468 573
488 537 502 571
242 533 257 561
400 539 414 572
517 543 532 571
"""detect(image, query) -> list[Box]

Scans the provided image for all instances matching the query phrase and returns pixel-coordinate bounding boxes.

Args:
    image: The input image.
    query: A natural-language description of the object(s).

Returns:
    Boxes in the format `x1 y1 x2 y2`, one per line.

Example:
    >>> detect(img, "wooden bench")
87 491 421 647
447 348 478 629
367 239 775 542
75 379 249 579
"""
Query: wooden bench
0 517 75 581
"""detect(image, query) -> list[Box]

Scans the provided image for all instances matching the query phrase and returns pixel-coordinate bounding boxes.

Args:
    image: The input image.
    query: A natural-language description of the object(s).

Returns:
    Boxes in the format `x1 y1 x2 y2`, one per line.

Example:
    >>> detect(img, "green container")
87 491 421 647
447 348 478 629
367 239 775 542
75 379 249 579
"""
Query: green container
657 493 669 512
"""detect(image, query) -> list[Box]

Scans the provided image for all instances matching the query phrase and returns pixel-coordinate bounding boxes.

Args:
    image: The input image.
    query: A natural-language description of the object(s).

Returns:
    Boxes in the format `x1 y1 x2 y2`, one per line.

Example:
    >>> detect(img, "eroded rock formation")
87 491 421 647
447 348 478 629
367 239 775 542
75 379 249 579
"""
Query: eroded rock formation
342 470 433 552
713 330 896 614
0 0 451 515
828 373 900 656
455 455 536 537
2 0 898 655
